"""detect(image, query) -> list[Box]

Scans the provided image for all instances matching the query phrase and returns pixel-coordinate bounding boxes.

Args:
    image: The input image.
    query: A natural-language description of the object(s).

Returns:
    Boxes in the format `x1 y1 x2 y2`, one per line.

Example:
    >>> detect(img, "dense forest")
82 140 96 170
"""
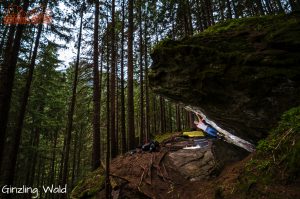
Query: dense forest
0 0 299 198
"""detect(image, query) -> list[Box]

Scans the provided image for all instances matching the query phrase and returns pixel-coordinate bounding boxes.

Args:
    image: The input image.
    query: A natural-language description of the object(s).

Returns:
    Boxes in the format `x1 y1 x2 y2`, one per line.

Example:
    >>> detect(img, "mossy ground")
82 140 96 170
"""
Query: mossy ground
70 167 105 199
231 106 300 198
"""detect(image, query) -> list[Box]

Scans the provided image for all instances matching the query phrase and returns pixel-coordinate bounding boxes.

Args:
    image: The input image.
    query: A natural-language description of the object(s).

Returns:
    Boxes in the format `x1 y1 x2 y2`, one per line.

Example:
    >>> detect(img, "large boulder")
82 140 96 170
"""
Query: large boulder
149 13 300 142
165 139 248 181
166 147 215 181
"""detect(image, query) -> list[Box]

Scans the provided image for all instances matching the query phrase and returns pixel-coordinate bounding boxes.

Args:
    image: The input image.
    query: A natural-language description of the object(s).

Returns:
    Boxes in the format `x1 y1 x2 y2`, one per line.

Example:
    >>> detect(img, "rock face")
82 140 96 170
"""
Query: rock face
166 148 216 181
165 139 248 181
149 13 300 142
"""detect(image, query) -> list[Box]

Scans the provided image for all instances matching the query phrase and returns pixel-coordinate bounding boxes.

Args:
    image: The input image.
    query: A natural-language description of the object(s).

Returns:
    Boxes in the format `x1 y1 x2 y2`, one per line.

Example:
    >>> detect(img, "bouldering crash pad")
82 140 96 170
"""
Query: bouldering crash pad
183 131 205 137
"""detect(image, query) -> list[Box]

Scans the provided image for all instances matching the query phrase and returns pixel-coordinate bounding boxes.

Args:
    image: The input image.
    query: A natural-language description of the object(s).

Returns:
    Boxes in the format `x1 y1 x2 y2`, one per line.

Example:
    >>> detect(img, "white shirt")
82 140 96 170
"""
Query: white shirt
197 122 208 131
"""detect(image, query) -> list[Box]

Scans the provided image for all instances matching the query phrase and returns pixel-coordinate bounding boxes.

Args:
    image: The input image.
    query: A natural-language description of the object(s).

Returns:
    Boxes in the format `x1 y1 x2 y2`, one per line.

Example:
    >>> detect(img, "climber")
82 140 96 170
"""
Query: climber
194 113 218 138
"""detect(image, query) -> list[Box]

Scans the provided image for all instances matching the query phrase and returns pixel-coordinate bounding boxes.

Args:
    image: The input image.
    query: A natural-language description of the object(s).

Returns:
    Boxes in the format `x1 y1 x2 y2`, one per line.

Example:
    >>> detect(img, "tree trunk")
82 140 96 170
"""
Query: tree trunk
99 42 104 159
71 127 78 188
275 0 284 13
187 0 194 35
27 127 41 198
218 0 225 20
153 96 157 134
169 103 173 132
186 111 190 129
200 0 209 28
264 0 273 14
0 0 28 170
226 0 233 19
58 134 66 189
92 0 101 170
189 112 195 130
25 129 35 187
139 0 144 145
295 0 300 11
120 0 127 154
0 26 8 55
28 28 36 61
36 156 42 188
127 0 135 150
164 100 167 133
2 1 46 186
207 0 215 25
105 33 111 199
115 64 119 155
255 0 265 15
105 12 111 197
195 0 204 31
144 14 150 142
76 125 83 180
231 0 239 18
159 96 165 134
110 0 117 159
181 107 185 130
62 6 83 189
176 105 182 132
51 130 58 188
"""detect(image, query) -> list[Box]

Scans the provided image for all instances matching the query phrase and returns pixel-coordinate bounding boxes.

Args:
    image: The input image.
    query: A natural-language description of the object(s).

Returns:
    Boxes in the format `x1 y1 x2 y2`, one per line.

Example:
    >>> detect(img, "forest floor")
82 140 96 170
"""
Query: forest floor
72 130 300 199
102 150 300 199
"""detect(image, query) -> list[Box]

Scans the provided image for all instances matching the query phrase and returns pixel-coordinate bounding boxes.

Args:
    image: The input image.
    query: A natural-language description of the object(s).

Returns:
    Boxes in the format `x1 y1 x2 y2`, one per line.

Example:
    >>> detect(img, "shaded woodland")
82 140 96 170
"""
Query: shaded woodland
0 0 299 198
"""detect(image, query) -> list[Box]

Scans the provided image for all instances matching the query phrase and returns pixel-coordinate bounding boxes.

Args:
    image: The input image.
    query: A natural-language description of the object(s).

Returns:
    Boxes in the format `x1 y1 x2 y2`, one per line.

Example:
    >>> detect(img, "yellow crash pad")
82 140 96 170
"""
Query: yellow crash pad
183 131 205 137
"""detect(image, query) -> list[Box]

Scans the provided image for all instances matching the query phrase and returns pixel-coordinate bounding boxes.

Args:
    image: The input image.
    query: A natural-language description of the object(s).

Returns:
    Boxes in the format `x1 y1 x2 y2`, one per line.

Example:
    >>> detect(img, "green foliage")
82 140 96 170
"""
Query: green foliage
71 167 105 199
274 106 300 134
151 38 174 54
237 106 300 197
256 159 271 171
256 139 274 152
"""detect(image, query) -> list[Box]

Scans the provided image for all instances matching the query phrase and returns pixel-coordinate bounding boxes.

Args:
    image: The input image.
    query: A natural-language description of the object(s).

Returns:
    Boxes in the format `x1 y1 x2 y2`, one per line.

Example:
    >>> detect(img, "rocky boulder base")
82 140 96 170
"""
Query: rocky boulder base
166 149 215 181
149 13 300 142
71 138 247 199
165 139 248 181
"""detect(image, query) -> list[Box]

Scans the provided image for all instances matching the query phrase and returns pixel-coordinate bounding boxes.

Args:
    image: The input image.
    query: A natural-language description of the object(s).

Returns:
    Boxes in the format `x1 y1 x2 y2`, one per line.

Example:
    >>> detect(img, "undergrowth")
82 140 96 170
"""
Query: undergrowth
71 167 105 199
237 106 300 198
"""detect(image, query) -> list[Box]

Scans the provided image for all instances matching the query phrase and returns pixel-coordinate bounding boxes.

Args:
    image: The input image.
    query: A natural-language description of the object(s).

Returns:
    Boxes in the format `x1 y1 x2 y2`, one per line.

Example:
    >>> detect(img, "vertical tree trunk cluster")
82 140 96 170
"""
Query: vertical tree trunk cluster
0 0 29 169
62 4 83 191
127 0 135 150
110 0 117 159
120 0 127 154
92 0 101 171
139 0 145 145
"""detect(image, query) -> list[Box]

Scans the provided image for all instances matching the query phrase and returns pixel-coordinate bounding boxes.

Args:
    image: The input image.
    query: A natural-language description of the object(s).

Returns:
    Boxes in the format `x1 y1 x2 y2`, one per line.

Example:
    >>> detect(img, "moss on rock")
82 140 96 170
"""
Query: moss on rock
149 13 300 142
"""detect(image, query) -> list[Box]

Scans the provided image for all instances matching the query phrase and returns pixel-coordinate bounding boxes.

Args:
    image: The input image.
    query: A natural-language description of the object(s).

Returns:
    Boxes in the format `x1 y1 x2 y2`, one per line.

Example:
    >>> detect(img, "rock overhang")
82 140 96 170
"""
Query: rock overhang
149 13 300 143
